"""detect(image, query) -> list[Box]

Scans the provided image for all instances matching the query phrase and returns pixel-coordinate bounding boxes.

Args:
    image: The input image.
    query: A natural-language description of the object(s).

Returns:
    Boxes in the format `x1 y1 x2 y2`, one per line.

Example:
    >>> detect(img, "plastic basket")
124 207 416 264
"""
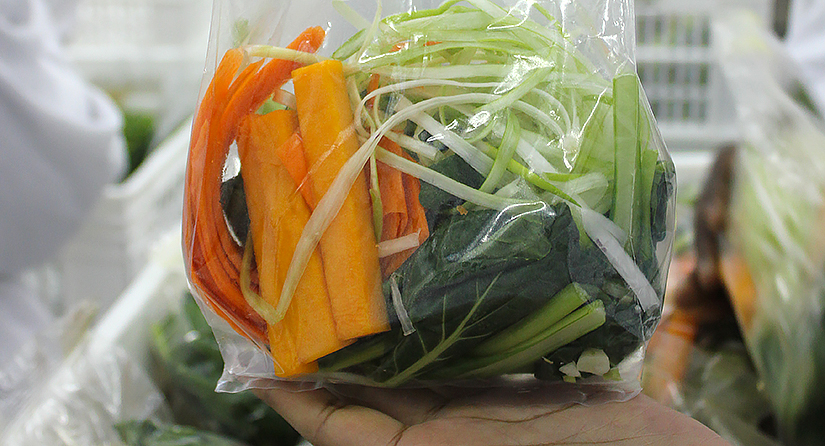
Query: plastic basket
67 0 212 139
635 0 773 152
53 120 190 311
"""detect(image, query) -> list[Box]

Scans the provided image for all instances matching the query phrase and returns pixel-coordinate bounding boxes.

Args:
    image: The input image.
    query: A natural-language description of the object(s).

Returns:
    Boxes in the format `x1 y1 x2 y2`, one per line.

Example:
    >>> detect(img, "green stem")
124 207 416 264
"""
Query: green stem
610 71 642 251
471 283 591 356
319 336 394 373
479 111 520 193
433 300 605 379
381 273 500 387
477 142 578 204
369 154 383 241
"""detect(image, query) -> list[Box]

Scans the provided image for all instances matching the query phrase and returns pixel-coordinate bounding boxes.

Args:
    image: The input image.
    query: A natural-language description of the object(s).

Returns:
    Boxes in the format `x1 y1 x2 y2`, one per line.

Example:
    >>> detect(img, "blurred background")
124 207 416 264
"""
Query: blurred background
1 0 823 444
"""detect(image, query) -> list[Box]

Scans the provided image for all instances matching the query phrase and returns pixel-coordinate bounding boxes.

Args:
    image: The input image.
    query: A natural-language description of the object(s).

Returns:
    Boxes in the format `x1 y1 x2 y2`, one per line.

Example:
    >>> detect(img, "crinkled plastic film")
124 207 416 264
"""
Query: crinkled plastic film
713 12 825 446
183 0 676 396
0 346 168 446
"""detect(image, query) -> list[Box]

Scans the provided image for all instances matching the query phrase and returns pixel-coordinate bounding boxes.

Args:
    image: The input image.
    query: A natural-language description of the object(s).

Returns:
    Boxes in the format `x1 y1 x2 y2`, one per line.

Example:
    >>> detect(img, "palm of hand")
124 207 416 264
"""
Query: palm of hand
255 383 729 446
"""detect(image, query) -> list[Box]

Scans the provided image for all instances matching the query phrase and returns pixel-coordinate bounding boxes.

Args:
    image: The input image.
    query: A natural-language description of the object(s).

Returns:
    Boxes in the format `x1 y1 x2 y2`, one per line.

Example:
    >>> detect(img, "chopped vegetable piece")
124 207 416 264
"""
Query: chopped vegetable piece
376 137 431 277
576 348 610 375
237 111 345 371
276 132 315 207
183 27 326 348
292 59 390 340
559 362 581 377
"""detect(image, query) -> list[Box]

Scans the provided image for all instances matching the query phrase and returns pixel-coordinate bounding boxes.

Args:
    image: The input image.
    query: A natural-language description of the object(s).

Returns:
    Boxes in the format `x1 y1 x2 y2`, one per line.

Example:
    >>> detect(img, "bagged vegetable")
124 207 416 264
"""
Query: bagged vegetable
712 12 825 446
182 0 675 392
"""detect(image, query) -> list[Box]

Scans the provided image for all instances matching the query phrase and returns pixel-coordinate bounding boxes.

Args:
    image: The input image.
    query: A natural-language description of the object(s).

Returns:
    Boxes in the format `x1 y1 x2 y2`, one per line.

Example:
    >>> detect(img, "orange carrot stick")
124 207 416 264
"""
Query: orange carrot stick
366 74 382 109
377 138 408 242
183 28 326 348
276 132 315 207
720 251 758 332
380 149 430 276
238 111 345 374
292 59 389 340
185 49 268 345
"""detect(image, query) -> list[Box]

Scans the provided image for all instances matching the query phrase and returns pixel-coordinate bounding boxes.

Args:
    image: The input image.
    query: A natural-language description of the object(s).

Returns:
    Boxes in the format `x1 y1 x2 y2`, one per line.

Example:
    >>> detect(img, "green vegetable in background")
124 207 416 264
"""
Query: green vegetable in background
151 293 300 446
116 420 251 446
122 112 156 178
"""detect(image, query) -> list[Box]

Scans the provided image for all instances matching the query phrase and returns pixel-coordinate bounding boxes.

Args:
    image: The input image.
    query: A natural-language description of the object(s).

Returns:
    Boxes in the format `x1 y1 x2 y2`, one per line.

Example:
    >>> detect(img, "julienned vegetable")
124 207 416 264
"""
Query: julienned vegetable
183 0 674 386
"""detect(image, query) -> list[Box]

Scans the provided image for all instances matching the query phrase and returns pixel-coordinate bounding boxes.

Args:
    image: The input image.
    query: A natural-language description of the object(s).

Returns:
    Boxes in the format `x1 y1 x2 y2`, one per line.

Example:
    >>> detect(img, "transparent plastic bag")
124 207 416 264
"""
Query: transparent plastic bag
713 12 825 446
0 345 168 446
645 335 781 446
182 0 676 393
150 292 300 445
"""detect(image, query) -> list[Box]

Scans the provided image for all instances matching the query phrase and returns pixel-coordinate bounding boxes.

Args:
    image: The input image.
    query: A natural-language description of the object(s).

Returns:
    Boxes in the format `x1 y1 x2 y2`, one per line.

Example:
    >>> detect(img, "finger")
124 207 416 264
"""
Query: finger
254 385 405 446
329 384 449 425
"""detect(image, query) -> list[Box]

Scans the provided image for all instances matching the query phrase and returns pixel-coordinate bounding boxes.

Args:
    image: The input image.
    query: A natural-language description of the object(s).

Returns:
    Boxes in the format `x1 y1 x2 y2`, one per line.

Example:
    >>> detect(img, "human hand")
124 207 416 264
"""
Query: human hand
255 383 729 446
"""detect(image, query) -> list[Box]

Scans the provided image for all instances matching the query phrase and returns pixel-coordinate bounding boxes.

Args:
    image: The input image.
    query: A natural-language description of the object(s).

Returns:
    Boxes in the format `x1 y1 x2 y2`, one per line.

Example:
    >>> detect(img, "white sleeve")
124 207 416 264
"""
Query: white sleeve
785 0 825 114
0 0 126 276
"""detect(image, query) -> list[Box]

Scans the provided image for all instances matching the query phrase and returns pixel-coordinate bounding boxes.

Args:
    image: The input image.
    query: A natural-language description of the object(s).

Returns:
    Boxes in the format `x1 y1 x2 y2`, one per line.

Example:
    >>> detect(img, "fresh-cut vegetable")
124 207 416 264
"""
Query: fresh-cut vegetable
291 59 390 341
275 132 315 207
376 137 430 277
183 27 325 348
183 0 674 389
237 110 345 375
185 48 267 346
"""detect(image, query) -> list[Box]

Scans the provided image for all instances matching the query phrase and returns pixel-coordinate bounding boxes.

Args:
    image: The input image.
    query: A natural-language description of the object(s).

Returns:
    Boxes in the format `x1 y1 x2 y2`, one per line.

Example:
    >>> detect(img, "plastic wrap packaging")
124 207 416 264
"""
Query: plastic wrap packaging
150 292 300 445
711 12 825 446
646 335 781 446
0 344 168 446
182 0 676 393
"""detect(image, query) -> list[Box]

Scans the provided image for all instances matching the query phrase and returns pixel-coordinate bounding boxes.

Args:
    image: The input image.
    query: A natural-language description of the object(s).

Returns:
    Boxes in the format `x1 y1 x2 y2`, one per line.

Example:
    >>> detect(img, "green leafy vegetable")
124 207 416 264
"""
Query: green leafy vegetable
122 112 156 177
116 420 250 446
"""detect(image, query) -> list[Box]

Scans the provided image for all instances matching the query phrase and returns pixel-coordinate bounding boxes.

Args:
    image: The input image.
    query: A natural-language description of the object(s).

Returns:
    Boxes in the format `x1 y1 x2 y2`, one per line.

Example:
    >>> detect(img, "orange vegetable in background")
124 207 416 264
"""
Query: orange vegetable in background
720 251 758 333
292 59 390 341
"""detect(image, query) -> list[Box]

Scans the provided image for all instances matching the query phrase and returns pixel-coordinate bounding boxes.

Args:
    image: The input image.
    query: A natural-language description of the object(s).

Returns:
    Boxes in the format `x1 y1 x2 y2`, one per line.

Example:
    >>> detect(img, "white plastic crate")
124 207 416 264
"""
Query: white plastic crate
635 0 773 152
54 120 191 311
67 0 212 139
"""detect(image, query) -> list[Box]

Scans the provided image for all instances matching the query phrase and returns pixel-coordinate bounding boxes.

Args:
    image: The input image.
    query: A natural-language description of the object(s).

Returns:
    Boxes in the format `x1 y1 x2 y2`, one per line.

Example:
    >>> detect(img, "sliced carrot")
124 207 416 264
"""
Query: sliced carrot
378 139 430 278
185 49 268 346
376 138 408 242
275 132 315 207
366 74 381 108
268 317 319 377
183 28 326 348
258 109 298 146
292 59 389 340
238 111 345 373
